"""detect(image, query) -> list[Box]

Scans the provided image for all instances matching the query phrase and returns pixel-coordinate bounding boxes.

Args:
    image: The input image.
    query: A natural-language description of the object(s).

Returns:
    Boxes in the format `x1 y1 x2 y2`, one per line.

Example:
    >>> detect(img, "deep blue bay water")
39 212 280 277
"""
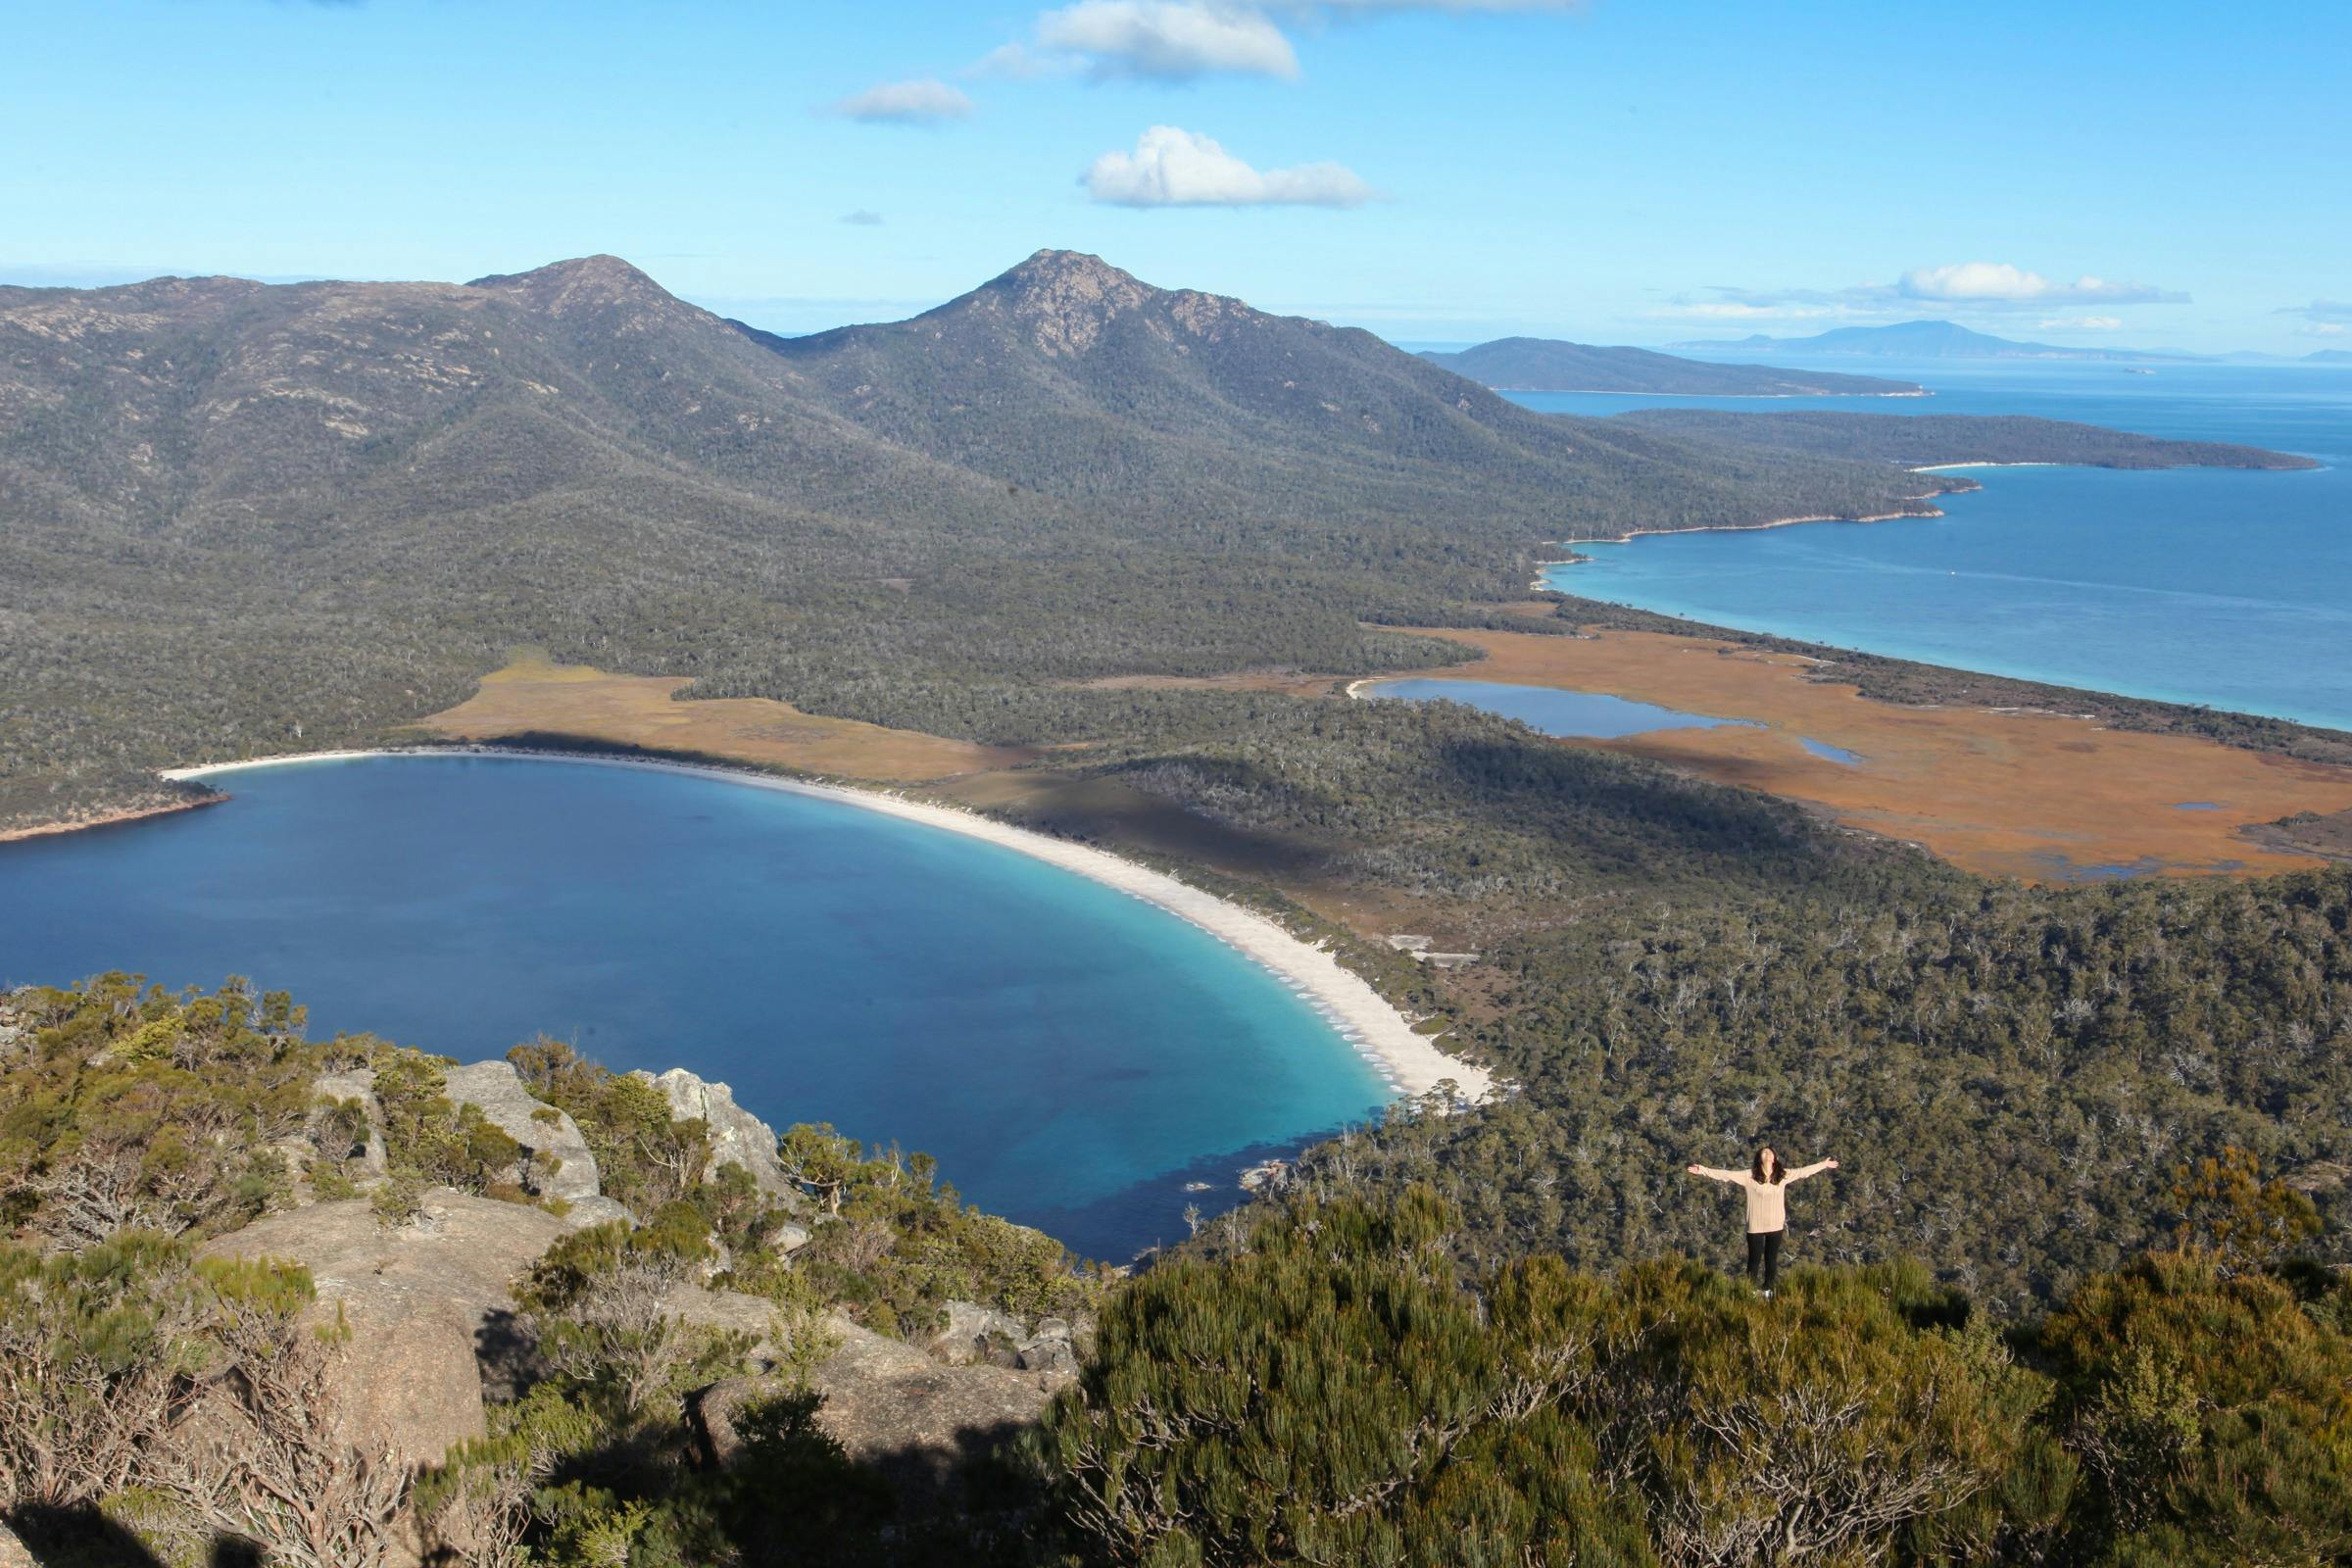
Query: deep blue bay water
0 755 1390 1259
1511 364 2352 731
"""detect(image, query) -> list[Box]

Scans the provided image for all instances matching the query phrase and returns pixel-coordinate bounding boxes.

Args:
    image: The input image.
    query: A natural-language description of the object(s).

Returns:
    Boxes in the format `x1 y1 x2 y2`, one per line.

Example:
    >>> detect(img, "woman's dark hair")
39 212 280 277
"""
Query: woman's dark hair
1752 1149 1784 1184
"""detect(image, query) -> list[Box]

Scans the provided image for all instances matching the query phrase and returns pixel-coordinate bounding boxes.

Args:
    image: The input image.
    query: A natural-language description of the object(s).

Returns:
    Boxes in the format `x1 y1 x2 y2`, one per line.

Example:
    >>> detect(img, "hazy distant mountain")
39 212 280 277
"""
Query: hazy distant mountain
1671 319 2190 363
2309 349 2352 364
1418 336 1922 396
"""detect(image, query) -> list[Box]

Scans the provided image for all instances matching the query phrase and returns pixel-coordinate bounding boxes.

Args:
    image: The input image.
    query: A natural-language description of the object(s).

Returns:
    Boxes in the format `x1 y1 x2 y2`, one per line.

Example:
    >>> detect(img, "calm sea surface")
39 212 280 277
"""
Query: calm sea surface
0 755 1389 1259
1515 363 2352 731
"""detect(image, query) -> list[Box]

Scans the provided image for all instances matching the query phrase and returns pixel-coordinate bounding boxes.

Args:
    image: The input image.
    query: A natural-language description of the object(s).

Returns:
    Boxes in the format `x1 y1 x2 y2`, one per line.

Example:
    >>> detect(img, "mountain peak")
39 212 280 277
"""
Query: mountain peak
466 254 677 316
998 249 1150 295
961 249 1168 357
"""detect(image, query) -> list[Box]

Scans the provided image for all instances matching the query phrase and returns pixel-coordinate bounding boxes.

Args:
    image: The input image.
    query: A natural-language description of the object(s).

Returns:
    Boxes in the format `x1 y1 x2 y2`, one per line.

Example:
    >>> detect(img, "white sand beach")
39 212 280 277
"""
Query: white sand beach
164 747 1494 1103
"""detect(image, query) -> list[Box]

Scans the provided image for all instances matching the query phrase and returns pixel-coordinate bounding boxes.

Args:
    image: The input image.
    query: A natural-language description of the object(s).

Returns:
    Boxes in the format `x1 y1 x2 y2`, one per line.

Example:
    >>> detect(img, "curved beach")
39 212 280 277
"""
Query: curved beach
162 747 1494 1103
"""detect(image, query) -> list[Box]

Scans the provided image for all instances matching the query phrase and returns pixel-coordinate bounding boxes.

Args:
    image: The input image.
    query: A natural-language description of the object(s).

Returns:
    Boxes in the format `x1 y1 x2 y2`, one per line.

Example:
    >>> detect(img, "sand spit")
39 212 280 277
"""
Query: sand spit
163 747 1494 1103
1549 500 1949 554
0 794 224 844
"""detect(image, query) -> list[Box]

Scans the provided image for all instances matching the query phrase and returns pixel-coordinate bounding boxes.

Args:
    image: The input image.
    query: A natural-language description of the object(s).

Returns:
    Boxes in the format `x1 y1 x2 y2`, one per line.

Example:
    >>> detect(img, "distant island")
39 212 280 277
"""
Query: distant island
1610 410 2324 471
1417 336 1924 397
1670 318 2195 363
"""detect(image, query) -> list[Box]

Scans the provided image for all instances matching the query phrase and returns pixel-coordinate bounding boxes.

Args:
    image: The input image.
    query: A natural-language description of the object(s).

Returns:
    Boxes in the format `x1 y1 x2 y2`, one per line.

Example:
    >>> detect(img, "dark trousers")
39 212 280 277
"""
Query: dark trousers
1745 1228 1784 1291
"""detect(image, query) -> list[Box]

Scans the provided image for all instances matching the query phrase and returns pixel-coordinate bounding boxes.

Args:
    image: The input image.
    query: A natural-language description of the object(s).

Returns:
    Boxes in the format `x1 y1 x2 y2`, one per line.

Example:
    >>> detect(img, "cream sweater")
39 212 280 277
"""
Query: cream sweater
1693 1161 1834 1233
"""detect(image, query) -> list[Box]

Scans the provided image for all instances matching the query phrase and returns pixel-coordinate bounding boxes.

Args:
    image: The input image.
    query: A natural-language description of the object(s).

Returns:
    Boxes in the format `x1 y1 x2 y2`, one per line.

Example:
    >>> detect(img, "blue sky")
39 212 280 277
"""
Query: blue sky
7 0 2347 352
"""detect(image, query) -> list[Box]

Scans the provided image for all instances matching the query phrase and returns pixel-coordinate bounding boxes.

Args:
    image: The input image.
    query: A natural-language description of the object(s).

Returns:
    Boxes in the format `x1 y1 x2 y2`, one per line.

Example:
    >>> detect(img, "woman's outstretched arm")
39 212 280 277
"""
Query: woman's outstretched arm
1785 1157 1840 1183
1686 1163 1745 1182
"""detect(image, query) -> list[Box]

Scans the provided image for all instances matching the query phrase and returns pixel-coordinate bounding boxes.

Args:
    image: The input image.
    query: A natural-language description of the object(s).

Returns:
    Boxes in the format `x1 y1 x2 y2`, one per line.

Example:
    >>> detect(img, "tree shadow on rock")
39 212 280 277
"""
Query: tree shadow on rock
473 1305 545 1404
4 1505 263 1568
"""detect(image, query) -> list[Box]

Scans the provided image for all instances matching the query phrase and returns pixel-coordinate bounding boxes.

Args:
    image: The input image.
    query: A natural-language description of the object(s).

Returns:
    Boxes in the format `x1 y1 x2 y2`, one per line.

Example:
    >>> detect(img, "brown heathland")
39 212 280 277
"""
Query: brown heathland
419 637 2352 892
1385 627 2352 882
419 655 1029 782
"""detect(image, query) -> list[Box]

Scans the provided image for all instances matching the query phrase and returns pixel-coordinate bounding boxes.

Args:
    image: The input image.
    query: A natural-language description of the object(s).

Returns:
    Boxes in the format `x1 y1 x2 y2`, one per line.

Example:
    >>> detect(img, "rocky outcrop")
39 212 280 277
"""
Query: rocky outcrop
1015 1317 1083 1376
234 1060 1083 1524
922 1301 1089 1375
563 1194 638 1229
309 1059 601 1204
0 1521 34 1568
314 1067 389 1180
689 1312 1069 1507
925 1299 1030 1367
633 1066 805 1209
809 1315 1070 1499
441 1060 602 1203
197 1190 569 1465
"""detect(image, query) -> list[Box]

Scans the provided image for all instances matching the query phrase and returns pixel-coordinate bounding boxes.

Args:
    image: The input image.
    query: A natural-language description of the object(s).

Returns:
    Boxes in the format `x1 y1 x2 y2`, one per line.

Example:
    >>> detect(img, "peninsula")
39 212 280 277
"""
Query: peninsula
1418 336 1925 396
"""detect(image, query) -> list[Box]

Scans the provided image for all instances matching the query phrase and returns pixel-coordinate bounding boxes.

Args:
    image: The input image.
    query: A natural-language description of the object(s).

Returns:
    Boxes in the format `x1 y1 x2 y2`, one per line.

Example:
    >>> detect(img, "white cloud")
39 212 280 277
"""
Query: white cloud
2035 315 2125 331
830 78 974 124
1037 1 1299 80
1083 125 1376 207
1668 263 2187 320
1308 0 1587 8
2313 322 2348 336
1898 262 2181 306
978 0 1583 82
969 41 1081 78
2278 299 2352 325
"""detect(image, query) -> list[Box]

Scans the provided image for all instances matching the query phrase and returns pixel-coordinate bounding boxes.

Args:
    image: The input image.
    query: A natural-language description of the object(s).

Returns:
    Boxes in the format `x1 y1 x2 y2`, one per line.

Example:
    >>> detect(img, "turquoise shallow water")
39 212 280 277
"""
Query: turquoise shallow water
0 755 1389 1259
1516 364 2352 731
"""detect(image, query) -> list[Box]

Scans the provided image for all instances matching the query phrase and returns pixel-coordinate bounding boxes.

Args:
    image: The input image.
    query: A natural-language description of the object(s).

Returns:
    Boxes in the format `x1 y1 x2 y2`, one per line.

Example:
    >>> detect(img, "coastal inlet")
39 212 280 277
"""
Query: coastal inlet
0 752 1486 1260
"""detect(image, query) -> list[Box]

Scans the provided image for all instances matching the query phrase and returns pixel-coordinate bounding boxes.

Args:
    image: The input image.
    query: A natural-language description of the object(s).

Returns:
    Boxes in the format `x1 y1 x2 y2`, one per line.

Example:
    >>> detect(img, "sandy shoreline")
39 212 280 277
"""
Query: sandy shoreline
1484 386 1930 399
161 746 1494 1103
1546 500 1947 557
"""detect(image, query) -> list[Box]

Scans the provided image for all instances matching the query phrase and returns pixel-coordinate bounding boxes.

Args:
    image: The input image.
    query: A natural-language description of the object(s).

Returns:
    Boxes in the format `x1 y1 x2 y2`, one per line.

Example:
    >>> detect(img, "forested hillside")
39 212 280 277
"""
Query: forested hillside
1258 867 2352 1311
0 251 1960 833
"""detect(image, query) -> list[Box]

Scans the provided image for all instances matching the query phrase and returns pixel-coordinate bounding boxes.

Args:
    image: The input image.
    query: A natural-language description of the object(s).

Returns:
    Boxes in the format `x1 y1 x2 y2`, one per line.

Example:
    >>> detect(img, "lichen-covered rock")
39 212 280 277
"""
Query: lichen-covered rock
1014 1334 1081 1377
442 1060 602 1203
561 1194 638 1230
633 1066 805 1209
197 1190 569 1465
0 1520 35 1568
808 1314 1069 1500
689 1311 1068 1506
925 1299 1031 1367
